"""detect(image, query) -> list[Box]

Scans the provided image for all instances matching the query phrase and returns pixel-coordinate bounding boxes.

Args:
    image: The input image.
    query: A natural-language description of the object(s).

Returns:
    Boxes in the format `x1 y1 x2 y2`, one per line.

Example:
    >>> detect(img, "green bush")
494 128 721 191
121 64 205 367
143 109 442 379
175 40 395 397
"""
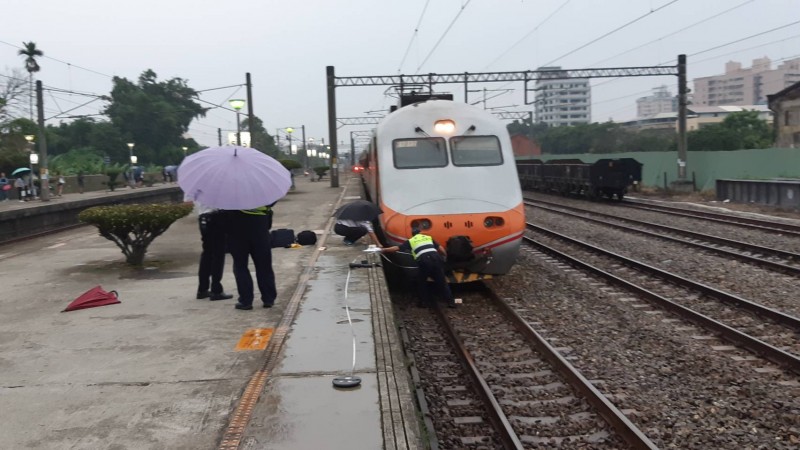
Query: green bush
79 203 193 266
280 159 302 170
313 166 329 180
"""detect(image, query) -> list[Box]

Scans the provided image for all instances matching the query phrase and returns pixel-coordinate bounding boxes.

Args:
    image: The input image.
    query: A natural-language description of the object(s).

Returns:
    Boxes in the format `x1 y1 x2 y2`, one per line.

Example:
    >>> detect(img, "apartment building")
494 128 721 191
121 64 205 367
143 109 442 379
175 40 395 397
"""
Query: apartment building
534 66 591 127
693 57 800 106
636 85 677 118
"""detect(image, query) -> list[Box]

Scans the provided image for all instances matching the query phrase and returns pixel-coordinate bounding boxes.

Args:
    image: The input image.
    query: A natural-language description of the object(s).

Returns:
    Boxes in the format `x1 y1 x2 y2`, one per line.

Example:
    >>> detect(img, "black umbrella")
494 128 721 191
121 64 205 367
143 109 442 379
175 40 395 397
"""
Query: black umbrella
335 200 382 221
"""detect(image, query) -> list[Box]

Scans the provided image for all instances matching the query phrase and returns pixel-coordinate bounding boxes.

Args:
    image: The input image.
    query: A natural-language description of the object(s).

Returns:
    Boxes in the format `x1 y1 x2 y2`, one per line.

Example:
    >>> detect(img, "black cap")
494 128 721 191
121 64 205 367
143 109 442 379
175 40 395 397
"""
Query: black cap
411 226 420 235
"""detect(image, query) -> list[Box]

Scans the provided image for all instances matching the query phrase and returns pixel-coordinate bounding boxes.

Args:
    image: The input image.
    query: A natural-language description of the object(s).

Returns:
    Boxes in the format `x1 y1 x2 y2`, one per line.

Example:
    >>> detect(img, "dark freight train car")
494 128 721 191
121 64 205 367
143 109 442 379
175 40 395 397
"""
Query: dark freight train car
516 158 642 200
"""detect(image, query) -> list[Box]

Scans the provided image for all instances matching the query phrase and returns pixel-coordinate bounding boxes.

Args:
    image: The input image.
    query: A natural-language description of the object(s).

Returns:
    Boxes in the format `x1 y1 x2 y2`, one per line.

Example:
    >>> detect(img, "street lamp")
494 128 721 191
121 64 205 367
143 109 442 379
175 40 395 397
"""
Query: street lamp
182 146 188 159
286 127 294 155
24 135 36 198
127 142 135 187
229 99 246 146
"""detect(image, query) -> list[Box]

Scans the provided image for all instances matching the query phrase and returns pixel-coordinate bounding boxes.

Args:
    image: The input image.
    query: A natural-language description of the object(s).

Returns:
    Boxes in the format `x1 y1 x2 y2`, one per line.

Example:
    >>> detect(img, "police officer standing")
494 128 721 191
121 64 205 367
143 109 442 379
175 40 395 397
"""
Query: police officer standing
224 204 277 310
194 200 233 301
382 227 456 308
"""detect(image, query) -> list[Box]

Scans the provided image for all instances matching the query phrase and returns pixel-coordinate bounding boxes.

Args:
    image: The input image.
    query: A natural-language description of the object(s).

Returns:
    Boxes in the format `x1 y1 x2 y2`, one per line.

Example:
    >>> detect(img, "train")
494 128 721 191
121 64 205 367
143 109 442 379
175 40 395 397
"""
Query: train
359 94 526 282
516 158 642 200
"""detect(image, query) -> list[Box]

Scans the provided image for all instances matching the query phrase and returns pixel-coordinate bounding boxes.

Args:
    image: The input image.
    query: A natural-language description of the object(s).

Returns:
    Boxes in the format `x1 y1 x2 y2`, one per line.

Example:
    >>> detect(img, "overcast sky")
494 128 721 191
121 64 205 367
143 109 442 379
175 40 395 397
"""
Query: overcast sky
3 0 799 149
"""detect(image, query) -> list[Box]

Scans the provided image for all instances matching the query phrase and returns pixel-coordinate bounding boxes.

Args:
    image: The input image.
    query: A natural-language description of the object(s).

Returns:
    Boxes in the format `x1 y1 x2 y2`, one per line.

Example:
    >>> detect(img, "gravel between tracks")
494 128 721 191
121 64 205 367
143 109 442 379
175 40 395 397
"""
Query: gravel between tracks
489 249 800 448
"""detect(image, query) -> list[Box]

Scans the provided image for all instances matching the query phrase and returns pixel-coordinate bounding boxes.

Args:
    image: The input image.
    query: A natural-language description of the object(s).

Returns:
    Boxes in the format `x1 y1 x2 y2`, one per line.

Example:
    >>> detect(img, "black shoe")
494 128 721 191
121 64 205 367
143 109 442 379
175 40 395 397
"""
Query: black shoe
448 302 457 309
210 292 234 301
262 303 273 308
234 303 253 310
196 291 210 299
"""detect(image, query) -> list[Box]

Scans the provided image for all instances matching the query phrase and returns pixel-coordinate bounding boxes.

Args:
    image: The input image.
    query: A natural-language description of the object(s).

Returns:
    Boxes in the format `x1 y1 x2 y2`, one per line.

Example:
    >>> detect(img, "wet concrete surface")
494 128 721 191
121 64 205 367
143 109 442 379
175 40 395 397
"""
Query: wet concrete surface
0 174 386 449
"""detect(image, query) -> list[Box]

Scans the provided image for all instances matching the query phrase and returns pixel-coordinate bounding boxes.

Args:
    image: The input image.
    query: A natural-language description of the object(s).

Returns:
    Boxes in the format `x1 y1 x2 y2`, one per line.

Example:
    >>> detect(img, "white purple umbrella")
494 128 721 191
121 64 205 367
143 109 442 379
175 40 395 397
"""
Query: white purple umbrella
177 145 291 209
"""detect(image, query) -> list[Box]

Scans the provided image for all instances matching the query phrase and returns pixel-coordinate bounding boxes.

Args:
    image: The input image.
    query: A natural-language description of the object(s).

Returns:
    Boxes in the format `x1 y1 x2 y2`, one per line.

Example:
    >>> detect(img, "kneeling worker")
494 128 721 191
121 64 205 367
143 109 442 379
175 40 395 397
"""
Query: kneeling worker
381 227 455 308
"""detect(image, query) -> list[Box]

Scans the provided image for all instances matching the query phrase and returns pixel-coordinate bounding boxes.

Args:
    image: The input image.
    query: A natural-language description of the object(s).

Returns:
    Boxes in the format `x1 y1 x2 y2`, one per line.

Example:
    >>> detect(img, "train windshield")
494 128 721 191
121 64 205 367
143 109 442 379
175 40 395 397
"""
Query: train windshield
450 136 503 166
392 138 448 169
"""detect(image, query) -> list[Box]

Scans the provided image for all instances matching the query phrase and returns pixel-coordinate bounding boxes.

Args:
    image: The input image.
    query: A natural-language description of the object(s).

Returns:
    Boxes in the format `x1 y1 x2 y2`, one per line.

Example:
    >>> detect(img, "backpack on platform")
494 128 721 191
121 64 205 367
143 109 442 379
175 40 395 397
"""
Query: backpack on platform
296 230 317 246
270 229 296 248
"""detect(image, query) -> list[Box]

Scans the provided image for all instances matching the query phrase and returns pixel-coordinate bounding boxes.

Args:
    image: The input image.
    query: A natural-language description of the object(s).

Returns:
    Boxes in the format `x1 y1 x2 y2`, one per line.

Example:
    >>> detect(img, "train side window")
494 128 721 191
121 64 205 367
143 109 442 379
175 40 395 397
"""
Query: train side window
450 136 503 166
392 138 448 169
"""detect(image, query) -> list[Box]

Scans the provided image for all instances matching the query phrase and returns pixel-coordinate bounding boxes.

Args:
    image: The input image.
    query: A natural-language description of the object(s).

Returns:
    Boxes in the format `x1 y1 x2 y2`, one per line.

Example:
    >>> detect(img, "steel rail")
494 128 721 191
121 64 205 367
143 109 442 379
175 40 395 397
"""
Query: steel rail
525 198 800 276
433 305 524 450
481 284 660 450
622 199 800 236
523 229 800 375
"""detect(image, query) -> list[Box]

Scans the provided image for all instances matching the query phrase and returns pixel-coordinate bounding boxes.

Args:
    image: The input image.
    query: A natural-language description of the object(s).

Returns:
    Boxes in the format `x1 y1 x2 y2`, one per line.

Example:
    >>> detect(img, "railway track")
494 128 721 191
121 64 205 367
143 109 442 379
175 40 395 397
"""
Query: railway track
524 223 800 375
524 198 800 276
398 289 655 449
622 197 800 237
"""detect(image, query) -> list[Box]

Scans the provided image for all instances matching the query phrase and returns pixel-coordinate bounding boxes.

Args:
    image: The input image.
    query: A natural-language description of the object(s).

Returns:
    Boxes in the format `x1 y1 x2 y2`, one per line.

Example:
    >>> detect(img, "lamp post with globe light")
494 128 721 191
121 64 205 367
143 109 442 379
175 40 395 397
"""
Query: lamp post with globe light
24 135 36 199
182 146 188 159
127 143 135 187
229 99 246 145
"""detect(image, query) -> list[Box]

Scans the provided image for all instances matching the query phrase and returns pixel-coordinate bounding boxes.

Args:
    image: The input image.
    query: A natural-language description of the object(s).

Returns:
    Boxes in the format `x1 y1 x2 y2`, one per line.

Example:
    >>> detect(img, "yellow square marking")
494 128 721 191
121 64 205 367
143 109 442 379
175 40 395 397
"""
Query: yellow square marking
235 328 274 351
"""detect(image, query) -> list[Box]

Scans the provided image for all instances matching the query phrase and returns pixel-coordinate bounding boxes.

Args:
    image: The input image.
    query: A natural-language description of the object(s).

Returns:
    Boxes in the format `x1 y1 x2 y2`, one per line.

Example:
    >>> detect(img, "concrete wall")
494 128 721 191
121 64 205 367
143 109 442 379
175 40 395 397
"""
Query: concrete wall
0 186 184 244
521 148 800 192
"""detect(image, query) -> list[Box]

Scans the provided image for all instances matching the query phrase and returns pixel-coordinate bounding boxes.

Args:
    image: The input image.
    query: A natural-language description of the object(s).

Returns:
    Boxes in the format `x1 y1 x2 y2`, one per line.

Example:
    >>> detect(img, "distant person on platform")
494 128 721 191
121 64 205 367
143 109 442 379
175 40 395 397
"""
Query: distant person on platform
15 177 26 202
190 198 233 302
223 204 278 310
381 227 456 309
56 172 65 197
77 171 85 194
334 218 381 247
0 172 8 201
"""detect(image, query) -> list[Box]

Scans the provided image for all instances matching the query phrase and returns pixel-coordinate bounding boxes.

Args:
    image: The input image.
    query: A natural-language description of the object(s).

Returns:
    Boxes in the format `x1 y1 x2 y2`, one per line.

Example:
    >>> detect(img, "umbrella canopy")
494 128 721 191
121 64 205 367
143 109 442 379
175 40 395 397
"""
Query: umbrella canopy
11 167 30 176
178 145 291 210
164 165 178 173
63 286 120 312
335 200 382 221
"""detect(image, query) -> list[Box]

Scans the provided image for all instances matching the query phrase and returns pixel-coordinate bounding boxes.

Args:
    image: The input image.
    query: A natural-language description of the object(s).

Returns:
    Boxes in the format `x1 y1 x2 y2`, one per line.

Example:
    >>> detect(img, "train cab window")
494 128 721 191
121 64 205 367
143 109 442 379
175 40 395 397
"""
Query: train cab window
392 138 448 169
450 136 503 166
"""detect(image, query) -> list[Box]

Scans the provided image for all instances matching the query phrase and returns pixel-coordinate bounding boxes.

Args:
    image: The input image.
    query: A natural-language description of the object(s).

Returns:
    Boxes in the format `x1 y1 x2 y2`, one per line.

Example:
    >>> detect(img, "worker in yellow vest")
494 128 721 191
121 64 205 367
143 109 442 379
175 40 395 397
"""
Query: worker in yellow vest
382 226 456 308
224 204 277 310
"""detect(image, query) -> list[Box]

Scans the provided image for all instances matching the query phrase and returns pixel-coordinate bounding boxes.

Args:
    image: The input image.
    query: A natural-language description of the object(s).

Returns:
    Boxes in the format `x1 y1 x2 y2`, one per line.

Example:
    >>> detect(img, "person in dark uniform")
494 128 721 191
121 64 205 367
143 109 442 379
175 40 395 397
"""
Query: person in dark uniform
194 200 233 301
381 227 456 308
224 204 277 310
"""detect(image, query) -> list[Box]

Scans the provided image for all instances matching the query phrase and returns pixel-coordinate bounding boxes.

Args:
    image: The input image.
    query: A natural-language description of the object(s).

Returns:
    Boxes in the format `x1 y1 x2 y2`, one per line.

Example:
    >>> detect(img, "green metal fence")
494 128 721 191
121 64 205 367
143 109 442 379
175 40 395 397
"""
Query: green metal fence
519 148 800 192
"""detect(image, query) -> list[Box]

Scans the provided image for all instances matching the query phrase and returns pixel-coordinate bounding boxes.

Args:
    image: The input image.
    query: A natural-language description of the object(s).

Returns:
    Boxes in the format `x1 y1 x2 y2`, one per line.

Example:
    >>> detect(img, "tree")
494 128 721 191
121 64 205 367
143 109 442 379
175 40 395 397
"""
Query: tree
105 70 207 165
0 69 28 129
79 203 193 266
17 42 43 121
242 115 280 157
688 110 773 151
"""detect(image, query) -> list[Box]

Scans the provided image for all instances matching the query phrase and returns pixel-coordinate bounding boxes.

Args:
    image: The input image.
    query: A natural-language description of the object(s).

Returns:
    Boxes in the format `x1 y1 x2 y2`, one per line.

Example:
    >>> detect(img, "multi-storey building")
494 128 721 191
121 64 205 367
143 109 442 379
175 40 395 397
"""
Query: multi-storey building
534 66 591 126
693 57 800 106
636 85 677 118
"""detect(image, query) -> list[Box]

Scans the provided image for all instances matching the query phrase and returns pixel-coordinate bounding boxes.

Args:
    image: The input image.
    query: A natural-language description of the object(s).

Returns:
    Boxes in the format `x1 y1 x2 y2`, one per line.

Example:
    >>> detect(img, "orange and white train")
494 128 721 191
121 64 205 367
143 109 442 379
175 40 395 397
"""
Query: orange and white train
360 96 525 282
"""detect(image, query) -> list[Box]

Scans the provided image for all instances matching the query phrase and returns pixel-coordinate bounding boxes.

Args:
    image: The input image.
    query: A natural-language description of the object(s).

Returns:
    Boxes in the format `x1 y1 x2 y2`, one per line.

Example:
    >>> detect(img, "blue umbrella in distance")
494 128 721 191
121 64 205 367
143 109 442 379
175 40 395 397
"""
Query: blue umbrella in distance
11 167 31 176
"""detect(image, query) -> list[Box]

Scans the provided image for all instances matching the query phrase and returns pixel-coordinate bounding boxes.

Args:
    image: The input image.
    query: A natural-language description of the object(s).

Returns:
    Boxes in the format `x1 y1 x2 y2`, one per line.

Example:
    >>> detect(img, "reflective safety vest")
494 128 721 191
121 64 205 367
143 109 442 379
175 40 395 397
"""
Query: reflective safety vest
409 234 437 259
240 206 272 216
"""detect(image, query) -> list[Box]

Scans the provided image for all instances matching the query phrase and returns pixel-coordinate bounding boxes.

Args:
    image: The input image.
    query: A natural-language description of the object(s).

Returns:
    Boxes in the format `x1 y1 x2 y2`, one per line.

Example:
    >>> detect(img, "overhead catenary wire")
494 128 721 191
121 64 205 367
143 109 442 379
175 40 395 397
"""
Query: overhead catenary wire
482 0 571 70
397 0 431 74
589 0 756 67
415 0 473 73
541 0 681 67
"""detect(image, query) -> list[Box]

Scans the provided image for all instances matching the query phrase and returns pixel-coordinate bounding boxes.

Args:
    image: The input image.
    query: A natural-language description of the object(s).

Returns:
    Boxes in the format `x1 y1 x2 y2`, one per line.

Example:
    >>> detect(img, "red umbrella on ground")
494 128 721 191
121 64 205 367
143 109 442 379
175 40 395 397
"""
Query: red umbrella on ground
63 286 120 312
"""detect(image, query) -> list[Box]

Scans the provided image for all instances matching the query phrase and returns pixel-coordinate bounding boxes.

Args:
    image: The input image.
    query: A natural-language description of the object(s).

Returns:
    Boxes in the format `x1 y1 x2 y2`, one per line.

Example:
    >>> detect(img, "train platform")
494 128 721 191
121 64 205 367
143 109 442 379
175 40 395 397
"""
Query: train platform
0 172 422 449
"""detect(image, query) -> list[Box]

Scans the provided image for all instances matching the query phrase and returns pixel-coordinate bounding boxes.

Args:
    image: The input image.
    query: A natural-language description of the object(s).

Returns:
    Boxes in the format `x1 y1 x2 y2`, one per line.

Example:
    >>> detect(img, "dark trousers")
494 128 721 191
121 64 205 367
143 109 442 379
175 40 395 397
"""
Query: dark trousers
198 213 226 294
416 253 453 306
334 223 367 242
225 212 277 306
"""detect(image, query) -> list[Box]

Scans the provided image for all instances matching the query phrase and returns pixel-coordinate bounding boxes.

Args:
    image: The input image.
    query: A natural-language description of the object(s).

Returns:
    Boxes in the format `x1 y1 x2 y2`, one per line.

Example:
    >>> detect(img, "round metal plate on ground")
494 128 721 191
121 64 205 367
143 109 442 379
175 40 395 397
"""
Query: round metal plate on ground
332 375 362 388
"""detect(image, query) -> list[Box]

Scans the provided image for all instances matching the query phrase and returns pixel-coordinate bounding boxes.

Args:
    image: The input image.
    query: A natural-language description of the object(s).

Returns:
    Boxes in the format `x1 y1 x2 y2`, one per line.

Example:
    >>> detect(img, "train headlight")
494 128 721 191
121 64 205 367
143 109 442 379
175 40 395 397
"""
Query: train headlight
433 120 456 134
483 216 504 228
411 219 432 230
